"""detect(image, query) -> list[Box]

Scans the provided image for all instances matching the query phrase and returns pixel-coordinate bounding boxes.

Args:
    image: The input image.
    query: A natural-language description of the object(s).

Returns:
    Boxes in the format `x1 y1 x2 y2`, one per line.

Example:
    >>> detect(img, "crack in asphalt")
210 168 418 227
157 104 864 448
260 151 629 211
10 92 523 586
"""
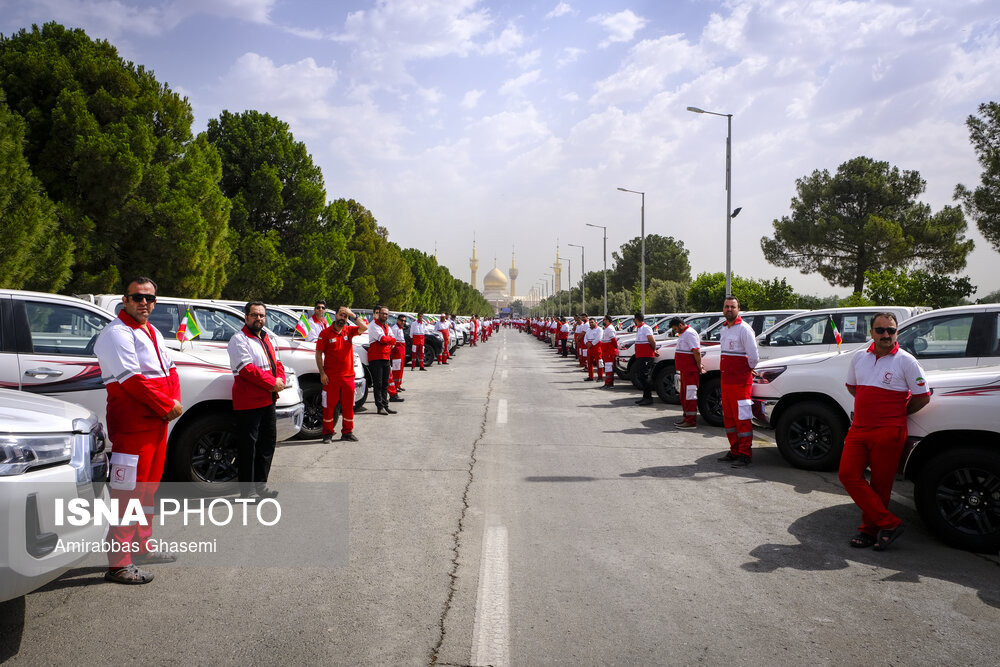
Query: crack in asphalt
429 342 502 666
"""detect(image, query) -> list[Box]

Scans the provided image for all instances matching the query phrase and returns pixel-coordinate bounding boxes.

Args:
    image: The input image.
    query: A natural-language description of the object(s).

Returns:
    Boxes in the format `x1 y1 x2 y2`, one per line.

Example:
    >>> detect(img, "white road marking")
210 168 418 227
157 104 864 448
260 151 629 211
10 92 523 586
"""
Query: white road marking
501 370 508 382
471 525 510 667
503 354 508 360
497 399 508 425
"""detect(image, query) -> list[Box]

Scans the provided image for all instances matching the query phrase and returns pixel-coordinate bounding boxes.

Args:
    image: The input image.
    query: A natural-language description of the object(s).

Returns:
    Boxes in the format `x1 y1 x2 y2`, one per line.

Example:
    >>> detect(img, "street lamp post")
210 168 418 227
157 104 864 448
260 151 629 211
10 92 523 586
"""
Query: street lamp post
567 243 585 313
617 187 645 315
585 224 607 315
687 105 734 296
564 257 572 318
545 273 554 317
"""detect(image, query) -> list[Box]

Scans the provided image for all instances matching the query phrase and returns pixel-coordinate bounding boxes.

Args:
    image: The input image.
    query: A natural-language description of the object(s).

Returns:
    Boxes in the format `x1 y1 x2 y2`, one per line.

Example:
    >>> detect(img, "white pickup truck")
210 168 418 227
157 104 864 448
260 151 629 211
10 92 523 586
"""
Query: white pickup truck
0 388 110 601
749 304 1000 471
0 290 304 486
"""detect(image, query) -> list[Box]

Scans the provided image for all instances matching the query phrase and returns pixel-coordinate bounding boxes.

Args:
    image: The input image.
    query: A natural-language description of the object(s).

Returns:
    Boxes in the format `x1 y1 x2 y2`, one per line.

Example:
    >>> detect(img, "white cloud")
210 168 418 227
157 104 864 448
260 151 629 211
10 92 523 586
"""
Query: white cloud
461 89 485 109
589 34 705 105
588 9 647 48
467 105 550 153
558 47 585 67
516 49 542 69
498 69 542 97
545 2 574 20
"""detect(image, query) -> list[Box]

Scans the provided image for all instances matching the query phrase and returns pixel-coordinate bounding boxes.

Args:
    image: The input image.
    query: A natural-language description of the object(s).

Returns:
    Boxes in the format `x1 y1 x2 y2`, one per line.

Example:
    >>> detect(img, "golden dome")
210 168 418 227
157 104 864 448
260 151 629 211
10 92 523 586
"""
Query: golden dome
483 266 508 291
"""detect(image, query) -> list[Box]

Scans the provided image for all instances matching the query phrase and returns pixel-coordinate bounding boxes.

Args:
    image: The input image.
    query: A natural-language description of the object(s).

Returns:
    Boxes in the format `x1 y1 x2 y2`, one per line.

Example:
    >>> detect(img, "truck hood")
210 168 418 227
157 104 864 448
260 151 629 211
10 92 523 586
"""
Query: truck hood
0 387 93 433
756 349 850 370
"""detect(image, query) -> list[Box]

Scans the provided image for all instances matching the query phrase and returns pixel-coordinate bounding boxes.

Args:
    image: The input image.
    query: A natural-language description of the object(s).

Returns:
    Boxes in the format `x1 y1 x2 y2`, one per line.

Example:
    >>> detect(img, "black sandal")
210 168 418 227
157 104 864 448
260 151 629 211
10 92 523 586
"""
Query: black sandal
873 525 904 551
105 564 154 585
849 532 876 548
133 550 177 565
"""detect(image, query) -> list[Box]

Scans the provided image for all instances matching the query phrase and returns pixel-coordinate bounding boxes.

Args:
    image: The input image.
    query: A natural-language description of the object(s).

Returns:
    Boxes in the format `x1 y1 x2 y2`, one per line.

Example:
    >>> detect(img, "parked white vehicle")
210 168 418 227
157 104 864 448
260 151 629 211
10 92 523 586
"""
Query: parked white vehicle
900 365 1000 552
0 388 110 601
694 306 921 426
87 295 363 439
0 290 303 486
749 303 1000 471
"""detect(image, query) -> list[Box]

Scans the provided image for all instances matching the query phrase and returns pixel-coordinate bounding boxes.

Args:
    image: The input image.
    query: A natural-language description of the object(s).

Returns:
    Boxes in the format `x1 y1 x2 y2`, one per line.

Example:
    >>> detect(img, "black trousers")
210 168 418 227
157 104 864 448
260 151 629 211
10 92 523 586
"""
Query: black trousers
370 359 391 409
635 357 655 400
236 403 276 495
560 339 568 356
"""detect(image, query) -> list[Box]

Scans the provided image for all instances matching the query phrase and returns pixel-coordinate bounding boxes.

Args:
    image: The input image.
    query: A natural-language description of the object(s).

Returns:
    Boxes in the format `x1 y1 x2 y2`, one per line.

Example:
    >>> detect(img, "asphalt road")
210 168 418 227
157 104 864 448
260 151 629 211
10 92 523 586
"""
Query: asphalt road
2 327 999 666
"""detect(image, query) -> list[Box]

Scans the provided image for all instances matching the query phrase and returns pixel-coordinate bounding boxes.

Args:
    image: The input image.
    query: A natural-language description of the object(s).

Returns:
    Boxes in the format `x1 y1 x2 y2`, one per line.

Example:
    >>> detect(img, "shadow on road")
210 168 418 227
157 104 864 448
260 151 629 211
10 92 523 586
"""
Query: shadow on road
0 595 24 662
742 503 1000 610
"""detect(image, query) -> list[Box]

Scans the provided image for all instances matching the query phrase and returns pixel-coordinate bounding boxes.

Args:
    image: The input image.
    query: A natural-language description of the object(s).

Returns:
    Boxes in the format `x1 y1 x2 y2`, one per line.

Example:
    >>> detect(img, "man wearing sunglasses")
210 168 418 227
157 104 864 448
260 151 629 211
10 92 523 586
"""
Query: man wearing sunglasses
94 277 183 585
839 312 930 552
304 301 329 343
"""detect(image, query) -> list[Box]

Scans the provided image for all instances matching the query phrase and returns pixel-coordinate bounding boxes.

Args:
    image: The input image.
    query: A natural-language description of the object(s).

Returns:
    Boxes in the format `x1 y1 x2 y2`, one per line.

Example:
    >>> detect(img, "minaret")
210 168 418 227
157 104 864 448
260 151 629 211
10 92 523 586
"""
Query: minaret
553 244 563 293
470 236 479 289
508 247 518 299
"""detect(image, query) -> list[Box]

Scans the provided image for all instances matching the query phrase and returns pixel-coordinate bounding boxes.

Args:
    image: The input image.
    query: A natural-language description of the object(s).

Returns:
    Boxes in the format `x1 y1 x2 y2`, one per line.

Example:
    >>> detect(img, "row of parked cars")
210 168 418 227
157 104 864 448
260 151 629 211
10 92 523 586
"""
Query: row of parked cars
570 304 1000 552
613 303 1000 553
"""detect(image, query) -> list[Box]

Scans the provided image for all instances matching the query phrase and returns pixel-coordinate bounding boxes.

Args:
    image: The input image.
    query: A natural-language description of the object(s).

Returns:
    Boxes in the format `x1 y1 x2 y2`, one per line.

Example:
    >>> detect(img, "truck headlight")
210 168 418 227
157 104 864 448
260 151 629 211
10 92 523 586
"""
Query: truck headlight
753 366 787 384
0 434 74 475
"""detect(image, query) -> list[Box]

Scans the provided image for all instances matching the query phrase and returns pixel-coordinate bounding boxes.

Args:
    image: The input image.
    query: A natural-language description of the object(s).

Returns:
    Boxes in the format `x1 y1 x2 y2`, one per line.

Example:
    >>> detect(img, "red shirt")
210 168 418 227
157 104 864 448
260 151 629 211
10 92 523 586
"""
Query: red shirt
847 342 929 428
317 324 360 377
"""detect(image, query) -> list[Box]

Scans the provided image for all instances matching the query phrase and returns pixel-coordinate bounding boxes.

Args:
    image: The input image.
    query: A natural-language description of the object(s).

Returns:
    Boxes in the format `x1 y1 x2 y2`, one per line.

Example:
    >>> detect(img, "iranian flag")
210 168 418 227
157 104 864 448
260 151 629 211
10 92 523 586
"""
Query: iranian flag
325 311 334 325
177 309 202 342
829 317 842 348
296 313 310 338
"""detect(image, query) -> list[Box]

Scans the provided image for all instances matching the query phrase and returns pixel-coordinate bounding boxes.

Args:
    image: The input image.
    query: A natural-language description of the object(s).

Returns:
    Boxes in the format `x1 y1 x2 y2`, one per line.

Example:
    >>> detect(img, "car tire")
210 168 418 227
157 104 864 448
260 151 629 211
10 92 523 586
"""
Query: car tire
697 375 724 427
169 411 239 489
914 447 1000 553
354 377 368 409
297 381 323 440
774 401 847 471
615 360 629 380
628 359 642 389
653 363 680 404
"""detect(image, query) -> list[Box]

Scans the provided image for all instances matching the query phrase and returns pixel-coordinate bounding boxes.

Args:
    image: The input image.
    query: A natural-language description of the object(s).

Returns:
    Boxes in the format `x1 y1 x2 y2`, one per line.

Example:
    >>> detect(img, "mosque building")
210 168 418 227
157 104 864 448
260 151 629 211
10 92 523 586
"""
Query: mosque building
471 243 539 313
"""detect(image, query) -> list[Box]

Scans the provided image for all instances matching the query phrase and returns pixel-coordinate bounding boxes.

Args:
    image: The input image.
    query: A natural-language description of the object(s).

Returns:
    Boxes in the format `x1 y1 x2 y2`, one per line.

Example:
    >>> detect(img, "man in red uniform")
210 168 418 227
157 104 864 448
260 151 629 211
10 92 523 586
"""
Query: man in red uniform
369 306 396 414
600 315 618 389
389 314 406 399
717 296 758 467
839 313 930 551
316 306 367 442
670 316 703 428
632 313 657 405
584 317 603 381
436 313 451 364
410 313 427 370
304 300 329 342
95 276 183 585
228 302 287 500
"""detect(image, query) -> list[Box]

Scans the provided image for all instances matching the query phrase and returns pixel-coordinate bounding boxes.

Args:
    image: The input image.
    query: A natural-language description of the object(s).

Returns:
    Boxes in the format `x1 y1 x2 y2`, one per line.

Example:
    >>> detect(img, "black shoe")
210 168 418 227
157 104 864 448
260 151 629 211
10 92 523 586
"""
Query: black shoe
389 395 404 402
377 408 388 415
398 387 406 392
341 432 359 442
384 407 397 414
584 378 593 382
419 367 427 371
717 452 737 462
636 397 654 406
255 487 279 499
322 434 333 444
730 455 752 468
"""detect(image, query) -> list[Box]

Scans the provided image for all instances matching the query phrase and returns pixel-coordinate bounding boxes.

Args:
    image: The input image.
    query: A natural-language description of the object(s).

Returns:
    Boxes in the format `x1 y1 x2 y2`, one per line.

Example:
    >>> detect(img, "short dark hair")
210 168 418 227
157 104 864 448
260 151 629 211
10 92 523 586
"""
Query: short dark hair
724 295 740 307
634 312 644 322
244 300 266 316
603 315 612 323
124 276 156 294
314 300 326 308
669 317 684 328
871 312 898 326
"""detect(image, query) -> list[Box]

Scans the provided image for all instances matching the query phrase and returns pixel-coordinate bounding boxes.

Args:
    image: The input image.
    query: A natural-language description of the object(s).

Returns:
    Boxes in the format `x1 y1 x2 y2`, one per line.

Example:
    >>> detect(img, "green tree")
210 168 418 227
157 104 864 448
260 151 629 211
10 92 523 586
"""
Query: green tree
761 155 973 294
646 278 688 313
0 96 73 291
955 101 1000 253
206 110 352 303
609 234 691 292
0 22 231 294
686 272 801 311
977 288 1000 304
864 268 975 308
345 200 413 309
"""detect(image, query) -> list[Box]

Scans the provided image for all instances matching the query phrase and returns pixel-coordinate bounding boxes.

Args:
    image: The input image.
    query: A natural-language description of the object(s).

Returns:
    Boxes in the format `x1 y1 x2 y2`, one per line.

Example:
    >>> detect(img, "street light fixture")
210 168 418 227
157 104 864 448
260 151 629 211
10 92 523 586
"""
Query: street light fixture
544 273 554 316
687 105 734 296
617 187 645 315
586 223 608 315
567 243 585 313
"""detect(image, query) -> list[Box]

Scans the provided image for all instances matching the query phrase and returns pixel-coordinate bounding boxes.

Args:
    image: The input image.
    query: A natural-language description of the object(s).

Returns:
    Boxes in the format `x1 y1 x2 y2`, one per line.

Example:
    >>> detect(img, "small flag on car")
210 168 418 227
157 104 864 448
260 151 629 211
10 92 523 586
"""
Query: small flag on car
295 312 309 338
830 317 842 348
177 309 201 342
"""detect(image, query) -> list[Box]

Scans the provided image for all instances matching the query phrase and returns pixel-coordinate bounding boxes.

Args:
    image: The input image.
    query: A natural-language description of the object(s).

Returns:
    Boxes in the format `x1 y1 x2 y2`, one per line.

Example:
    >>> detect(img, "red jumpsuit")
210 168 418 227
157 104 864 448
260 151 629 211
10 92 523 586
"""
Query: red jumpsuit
389 323 405 394
838 343 929 536
719 317 758 458
600 325 617 387
674 325 701 426
410 320 427 369
317 324 360 436
94 311 181 569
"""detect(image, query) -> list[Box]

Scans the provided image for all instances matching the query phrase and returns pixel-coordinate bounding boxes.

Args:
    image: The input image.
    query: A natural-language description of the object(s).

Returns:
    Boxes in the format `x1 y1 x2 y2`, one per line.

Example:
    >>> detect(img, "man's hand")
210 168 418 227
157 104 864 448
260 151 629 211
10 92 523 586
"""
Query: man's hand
320 371 329 386
273 378 286 393
165 400 183 421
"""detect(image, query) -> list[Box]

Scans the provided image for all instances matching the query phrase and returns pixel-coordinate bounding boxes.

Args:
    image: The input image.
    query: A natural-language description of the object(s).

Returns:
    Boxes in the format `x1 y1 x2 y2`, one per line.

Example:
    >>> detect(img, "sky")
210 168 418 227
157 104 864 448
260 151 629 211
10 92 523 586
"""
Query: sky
2 0 998 301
